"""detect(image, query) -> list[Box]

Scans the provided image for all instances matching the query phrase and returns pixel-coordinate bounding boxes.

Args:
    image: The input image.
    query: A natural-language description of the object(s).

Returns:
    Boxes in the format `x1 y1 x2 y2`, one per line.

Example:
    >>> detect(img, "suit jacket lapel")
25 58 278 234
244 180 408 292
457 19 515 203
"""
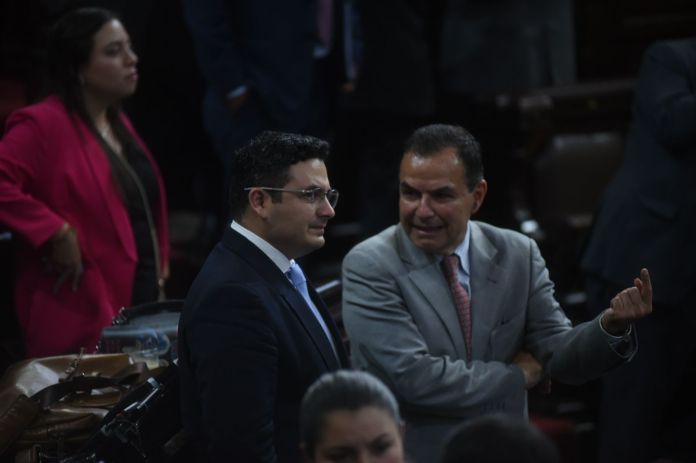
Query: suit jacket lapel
280 289 342 370
395 225 468 359
223 228 342 370
308 285 349 367
76 117 136 260
469 222 505 357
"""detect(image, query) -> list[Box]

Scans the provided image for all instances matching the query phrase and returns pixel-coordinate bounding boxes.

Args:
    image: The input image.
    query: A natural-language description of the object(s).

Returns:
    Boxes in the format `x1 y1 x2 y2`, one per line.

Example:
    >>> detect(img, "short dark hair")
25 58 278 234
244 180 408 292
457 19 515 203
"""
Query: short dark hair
403 124 484 191
442 414 560 463
228 131 330 220
300 370 401 458
47 7 119 115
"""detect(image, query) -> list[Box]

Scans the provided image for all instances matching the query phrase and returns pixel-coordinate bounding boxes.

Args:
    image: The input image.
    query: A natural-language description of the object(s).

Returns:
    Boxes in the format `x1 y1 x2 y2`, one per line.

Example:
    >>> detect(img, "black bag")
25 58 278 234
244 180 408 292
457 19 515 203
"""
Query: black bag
64 361 189 463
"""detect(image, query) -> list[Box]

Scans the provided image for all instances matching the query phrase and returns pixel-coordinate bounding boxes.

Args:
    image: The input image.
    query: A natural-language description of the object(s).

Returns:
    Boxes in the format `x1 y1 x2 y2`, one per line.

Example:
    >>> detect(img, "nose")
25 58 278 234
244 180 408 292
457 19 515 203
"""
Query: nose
317 196 335 219
355 451 375 463
125 47 138 65
415 196 434 218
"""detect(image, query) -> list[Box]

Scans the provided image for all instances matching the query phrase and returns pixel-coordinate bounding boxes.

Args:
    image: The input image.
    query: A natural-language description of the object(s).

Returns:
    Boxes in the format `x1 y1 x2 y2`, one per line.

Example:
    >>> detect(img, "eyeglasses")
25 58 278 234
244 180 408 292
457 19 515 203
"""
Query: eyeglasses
244 186 339 208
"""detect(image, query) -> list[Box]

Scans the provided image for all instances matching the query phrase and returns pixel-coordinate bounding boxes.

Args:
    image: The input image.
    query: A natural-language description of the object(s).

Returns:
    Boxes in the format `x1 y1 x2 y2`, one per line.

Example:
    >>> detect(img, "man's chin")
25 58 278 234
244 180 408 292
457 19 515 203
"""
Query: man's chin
408 232 447 254
293 238 325 260
306 236 326 250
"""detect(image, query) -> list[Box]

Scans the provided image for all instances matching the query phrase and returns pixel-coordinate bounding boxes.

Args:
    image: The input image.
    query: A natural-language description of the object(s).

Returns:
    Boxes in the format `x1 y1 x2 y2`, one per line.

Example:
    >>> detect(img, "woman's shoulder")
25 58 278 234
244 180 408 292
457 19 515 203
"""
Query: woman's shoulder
6 96 73 129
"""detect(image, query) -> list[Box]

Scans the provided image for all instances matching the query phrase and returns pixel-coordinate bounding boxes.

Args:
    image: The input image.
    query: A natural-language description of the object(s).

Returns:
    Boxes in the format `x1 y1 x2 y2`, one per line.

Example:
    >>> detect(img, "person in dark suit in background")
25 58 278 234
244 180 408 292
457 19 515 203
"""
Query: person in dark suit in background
343 0 440 238
181 0 345 202
438 0 575 97
582 38 696 463
178 131 349 462
341 0 575 236
437 0 575 228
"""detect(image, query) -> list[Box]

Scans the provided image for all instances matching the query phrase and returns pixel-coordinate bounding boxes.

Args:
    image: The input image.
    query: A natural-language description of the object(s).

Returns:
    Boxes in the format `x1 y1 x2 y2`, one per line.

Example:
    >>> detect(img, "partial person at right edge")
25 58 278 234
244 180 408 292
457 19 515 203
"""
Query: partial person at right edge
582 37 696 463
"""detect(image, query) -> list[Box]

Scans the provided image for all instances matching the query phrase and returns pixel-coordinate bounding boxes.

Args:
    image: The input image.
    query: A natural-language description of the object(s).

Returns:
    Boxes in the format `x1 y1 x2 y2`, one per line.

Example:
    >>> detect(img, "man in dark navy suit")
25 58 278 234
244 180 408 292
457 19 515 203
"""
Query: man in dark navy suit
181 0 345 195
582 38 696 462
178 131 348 462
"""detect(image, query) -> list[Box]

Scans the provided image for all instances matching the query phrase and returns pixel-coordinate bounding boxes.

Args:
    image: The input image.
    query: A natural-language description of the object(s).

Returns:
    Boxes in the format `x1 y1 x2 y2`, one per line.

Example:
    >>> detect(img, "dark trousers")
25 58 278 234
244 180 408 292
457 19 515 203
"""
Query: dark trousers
585 275 696 463
203 58 334 224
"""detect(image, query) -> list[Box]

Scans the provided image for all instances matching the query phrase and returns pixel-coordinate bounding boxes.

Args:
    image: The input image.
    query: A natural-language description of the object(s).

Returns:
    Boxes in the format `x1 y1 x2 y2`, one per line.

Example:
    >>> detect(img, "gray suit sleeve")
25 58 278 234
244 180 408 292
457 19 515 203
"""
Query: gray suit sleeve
523 238 635 384
342 247 526 418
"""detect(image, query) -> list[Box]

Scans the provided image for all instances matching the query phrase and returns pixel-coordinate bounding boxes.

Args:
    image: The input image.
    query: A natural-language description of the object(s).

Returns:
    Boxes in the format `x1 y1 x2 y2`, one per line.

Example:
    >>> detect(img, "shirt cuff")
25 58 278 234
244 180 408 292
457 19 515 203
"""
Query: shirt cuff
227 85 248 99
598 315 634 357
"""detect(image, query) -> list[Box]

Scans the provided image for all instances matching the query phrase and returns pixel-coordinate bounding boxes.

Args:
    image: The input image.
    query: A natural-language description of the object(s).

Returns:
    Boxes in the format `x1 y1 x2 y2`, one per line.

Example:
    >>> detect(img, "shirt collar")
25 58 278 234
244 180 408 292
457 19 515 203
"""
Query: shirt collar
231 221 293 273
445 223 471 276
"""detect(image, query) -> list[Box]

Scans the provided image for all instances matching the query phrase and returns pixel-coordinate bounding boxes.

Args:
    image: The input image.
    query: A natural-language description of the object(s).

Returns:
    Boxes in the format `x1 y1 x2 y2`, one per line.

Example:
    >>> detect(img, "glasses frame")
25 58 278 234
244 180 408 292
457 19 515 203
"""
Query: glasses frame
243 186 339 208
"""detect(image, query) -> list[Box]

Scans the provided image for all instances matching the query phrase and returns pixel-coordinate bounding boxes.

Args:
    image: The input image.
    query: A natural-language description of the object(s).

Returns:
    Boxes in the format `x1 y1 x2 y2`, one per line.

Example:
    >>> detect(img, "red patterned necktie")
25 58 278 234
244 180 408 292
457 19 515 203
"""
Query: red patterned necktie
441 254 472 363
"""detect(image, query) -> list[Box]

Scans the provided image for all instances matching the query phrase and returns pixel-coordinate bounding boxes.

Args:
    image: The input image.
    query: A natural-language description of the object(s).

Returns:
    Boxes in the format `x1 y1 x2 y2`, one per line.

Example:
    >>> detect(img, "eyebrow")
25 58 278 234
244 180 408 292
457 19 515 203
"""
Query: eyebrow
103 40 125 49
371 433 393 442
400 181 454 195
431 186 455 194
299 183 331 191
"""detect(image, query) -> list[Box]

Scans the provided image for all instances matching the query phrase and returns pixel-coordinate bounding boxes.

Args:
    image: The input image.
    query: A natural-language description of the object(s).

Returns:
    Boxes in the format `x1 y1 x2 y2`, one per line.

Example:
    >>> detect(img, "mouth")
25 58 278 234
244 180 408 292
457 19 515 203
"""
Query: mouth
308 224 327 235
126 72 139 81
411 224 444 237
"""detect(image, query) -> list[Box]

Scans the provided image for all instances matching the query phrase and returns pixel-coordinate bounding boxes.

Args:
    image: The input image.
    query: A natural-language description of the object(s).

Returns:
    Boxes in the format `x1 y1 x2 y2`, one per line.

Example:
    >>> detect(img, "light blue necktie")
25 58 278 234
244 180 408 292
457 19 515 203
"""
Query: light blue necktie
286 262 337 355
287 262 311 304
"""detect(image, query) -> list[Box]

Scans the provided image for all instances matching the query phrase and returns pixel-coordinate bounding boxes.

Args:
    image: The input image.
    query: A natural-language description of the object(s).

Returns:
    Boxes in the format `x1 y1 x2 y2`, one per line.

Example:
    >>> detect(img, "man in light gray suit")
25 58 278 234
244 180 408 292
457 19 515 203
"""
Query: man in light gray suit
341 124 653 463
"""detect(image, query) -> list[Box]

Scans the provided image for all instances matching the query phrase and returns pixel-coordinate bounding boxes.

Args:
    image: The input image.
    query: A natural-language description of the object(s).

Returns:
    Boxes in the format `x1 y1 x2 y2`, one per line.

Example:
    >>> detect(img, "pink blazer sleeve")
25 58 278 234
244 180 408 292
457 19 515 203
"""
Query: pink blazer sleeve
0 112 66 247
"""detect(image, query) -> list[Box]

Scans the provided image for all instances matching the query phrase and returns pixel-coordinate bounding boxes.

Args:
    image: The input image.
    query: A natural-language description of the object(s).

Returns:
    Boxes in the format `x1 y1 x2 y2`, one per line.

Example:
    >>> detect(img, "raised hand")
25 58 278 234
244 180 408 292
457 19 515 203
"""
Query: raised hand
601 268 653 335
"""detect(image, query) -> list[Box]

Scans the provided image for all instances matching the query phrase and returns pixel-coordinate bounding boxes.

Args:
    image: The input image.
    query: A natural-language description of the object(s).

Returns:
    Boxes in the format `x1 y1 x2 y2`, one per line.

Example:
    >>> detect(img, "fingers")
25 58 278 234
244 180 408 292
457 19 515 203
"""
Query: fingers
513 350 534 363
53 269 70 294
633 277 643 293
48 230 83 293
611 286 652 320
71 263 83 292
610 292 627 319
536 377 552 395
611 289 631 316
640 268 653 302
52 263 83 294
513 353 543 390
603 270 652 334
624 286 643 308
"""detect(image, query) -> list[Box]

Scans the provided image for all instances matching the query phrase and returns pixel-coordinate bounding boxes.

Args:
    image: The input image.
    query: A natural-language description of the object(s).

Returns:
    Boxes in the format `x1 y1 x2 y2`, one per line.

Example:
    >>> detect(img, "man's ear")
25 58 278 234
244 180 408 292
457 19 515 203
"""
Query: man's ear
247 188 271 219
471 179 488 214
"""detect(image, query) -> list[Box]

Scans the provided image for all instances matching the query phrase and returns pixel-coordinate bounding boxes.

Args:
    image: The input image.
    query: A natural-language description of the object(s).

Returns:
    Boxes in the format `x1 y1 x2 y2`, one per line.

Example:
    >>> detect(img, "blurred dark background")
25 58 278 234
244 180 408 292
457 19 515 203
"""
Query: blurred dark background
1 1 696 460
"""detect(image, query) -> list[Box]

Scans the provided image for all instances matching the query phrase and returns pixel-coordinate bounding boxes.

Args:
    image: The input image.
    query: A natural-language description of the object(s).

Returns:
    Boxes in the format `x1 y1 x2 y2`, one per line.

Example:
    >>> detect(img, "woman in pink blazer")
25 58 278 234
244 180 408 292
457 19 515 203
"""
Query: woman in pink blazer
0 8 169 357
